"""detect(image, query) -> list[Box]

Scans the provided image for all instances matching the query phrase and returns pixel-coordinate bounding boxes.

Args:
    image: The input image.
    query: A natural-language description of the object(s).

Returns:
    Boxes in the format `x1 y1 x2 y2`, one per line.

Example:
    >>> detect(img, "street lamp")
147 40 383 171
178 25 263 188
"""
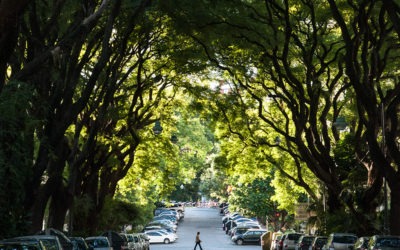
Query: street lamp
152 120 163 135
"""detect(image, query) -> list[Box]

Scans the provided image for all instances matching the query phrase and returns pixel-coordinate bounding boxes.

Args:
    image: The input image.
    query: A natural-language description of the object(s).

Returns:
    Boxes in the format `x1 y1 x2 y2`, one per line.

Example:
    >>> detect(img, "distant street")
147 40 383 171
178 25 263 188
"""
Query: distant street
150 207 261 250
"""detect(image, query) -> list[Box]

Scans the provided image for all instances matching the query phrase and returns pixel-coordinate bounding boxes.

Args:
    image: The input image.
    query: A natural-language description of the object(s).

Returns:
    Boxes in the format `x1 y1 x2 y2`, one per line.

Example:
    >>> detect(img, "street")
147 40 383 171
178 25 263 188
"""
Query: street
150 207 262 250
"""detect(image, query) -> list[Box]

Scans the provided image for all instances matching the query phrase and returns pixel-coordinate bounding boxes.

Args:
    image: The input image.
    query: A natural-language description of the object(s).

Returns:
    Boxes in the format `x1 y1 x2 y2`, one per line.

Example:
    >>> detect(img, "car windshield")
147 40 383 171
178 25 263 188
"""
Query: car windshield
87 239 108 248
377 238 400 248
303 237 314 243
333 236 357 243
316 238 327 245
0 244 41 250
288 234 302 241
39 240 58 250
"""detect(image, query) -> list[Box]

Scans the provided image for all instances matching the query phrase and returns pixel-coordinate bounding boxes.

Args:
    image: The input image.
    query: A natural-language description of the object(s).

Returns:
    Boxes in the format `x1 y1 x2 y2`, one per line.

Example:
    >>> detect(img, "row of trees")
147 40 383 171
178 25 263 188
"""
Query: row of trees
0 0 216 237
1 0 400 238
160 0 400 235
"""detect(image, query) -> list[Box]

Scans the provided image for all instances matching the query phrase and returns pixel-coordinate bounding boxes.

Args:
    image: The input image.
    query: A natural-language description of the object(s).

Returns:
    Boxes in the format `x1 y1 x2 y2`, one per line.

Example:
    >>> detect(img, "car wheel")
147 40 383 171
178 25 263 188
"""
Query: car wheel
164 238 170 244
237 239 244 245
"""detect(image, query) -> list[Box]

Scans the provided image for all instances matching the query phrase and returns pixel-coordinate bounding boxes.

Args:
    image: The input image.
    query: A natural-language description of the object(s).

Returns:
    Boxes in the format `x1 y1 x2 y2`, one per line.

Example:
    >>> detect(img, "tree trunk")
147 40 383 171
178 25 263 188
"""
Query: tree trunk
47 185 72 230
29 183 52 233
326 188 342 213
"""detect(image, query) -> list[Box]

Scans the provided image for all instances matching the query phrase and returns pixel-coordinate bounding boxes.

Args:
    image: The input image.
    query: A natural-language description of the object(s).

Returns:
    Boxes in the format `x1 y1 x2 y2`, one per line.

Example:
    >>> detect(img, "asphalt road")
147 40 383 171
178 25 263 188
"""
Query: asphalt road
150 207 262 250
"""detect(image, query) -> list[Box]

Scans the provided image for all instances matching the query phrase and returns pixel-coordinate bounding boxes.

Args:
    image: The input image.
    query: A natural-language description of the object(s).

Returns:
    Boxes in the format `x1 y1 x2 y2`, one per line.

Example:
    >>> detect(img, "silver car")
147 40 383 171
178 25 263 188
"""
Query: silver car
323 233 357 250
281 233 303 250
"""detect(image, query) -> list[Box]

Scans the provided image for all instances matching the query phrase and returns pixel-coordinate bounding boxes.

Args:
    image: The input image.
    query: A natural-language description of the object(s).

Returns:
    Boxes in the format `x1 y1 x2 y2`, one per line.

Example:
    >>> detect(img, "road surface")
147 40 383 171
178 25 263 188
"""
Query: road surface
149 206 262 250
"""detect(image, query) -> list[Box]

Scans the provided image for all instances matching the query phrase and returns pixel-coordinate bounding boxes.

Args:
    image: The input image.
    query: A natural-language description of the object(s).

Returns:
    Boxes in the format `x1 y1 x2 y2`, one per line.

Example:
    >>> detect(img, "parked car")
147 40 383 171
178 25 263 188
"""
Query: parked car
159 210 181 221
119 234 137 250
147 220 177 232
280 233 303 250
143 225 175 234
219 202 228 215
271 232 283 250
222 213 241 227
153 215 178 225
354 236 369 250
224 219 240 234
11 235 63 250
69 237 89 250
85 236 112 250
166 202 185 215
36 228 74 250
311 236 328 250
230 223 262 237
323 233 357 250
101 231 126 250
231 229 267 245
295 235 315 250
146 229 177 242
137 234 150 250
144 231 175 244
117 234 129 250
367 235 400 250
0 238 46 250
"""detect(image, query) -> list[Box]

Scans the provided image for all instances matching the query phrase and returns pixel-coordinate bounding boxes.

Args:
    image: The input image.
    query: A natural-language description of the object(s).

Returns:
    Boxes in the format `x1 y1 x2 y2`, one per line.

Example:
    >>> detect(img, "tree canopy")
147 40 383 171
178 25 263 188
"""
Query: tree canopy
1 0 400 237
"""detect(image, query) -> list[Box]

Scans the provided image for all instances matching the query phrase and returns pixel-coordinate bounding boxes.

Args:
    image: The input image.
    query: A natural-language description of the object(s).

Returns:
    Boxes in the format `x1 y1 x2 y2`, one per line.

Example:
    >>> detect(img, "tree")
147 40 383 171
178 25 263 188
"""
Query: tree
160 0 400 234
0 0 193 234
327 0 400 234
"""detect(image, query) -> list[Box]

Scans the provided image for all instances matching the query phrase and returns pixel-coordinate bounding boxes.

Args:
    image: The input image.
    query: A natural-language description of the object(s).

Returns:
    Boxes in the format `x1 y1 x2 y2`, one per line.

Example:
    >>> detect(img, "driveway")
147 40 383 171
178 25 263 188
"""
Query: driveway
149 207 262 250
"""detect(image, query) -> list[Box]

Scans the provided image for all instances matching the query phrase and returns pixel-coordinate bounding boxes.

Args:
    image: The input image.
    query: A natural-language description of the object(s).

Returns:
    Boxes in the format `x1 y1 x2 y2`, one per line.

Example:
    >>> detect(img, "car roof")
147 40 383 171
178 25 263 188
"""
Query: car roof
85 237 108 240
372 235 400 239
1 239 41 244
329 233 357 236
15 236 59 240
0 240 44 249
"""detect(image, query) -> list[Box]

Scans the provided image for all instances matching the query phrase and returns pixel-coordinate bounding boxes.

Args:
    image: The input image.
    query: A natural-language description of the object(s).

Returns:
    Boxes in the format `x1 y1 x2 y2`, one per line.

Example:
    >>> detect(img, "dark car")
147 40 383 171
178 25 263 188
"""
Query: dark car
311 236 328 250
230 223 262 237
36 228 73 250
368 235 400 250
101 231 125 250
0 239 45 250
69 237 89 250
231 229 267 245
11 235 63 250
296 235 315 250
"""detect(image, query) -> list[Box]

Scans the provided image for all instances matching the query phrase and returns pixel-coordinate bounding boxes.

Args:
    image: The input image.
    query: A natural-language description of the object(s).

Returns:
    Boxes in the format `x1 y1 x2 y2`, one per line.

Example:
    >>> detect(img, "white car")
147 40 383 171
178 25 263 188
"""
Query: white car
149 229 178 241
144 231 176 244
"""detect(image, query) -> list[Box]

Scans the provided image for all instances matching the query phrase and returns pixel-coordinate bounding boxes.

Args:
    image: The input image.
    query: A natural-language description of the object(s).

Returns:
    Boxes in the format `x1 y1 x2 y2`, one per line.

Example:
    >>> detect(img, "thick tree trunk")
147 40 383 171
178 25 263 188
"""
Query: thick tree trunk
29 183 52 233
47 185 72 230
326 188 342 213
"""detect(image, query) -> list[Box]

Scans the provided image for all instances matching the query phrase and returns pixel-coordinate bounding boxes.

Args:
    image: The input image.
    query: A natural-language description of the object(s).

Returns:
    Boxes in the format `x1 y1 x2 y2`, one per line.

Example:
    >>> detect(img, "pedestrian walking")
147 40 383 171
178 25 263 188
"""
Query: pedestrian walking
194 231 203 250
